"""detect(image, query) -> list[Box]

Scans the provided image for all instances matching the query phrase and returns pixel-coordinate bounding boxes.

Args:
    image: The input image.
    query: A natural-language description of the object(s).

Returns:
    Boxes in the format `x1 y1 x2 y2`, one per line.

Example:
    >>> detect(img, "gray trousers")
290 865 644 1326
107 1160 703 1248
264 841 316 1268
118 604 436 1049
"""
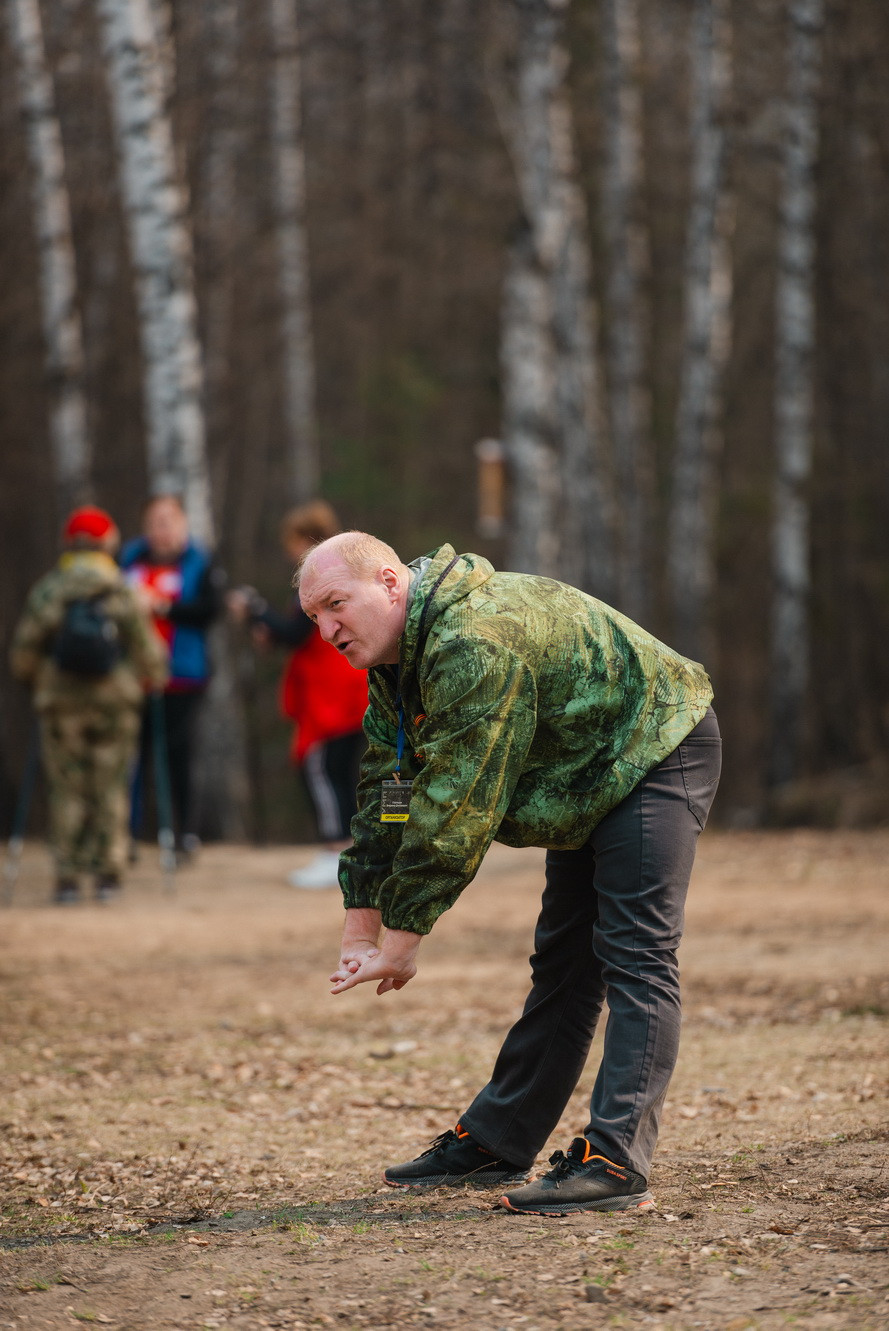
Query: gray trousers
461 708 722 1178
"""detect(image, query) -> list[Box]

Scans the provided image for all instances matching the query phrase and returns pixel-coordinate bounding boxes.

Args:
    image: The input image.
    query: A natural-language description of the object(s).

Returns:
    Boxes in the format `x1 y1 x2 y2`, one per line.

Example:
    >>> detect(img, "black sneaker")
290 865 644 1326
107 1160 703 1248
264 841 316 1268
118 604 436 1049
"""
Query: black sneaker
53 877 80 906
95 874 121 904
501 1137 654 1215
384 1124 530 1190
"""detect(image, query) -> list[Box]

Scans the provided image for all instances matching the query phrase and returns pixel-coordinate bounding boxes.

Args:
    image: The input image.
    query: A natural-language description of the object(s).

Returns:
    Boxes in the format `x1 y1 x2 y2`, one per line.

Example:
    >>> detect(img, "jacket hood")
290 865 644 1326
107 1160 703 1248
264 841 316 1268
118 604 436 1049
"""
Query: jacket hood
120 536 200 566
56 550 124 597
400 544 494 667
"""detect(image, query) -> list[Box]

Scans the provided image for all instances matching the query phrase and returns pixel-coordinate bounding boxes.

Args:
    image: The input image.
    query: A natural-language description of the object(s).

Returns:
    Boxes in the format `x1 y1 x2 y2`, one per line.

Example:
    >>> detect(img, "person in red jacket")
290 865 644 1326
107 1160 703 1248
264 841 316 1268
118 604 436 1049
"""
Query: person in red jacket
228 501 368 888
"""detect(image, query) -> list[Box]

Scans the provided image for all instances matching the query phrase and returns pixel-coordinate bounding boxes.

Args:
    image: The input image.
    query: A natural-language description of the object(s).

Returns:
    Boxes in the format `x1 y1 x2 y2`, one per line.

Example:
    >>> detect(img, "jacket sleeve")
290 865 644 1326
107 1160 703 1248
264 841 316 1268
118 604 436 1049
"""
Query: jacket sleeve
166 560 225 628
254 601 314 648
8 582 54 684
337 692 419 910
369 635 538 934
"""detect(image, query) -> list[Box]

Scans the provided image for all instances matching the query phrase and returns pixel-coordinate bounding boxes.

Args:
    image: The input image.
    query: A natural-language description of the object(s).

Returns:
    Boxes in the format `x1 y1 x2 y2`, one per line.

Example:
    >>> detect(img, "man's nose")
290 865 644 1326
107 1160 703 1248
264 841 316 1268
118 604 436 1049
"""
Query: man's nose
317 614 338 643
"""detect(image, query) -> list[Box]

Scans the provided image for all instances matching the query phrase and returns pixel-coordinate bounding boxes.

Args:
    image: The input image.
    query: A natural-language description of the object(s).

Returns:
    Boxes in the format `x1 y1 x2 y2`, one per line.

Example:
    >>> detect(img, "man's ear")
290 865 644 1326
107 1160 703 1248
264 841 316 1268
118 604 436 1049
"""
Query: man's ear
379 565 400 599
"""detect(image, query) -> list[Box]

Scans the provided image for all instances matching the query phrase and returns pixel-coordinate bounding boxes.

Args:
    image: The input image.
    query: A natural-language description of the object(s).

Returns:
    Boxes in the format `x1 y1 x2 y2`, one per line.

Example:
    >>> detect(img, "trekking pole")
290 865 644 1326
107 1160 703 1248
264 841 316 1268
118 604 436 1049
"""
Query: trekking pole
149 692 177 895
128 744 145 864
2 721 41 907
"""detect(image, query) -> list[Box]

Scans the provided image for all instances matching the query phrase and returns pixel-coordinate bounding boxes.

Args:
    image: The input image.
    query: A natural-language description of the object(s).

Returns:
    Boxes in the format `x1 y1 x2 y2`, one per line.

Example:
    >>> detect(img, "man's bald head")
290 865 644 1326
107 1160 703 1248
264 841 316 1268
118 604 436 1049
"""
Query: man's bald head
294 531 404 589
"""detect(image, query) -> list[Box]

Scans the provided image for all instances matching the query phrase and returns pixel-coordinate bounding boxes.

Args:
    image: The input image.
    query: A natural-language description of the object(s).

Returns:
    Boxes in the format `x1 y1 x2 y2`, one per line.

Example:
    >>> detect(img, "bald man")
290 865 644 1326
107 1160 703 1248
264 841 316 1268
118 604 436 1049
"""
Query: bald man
297 534 721 1216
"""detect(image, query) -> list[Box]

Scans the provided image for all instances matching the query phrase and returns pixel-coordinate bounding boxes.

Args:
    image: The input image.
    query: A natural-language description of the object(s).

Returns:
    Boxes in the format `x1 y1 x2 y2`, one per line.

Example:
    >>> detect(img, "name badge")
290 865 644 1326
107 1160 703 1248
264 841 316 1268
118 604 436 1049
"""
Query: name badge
381 779 413 822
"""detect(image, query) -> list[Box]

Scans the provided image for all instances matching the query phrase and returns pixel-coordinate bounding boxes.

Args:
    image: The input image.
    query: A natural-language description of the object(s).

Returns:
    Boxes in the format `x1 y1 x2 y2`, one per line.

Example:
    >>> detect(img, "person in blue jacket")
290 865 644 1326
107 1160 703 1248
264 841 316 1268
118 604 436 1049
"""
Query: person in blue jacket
120 493 224 857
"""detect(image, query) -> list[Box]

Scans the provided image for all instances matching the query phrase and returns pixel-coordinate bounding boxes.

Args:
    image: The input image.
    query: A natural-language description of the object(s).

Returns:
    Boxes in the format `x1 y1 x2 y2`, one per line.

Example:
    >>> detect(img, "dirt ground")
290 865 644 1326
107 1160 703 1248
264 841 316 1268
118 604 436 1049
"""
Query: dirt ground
1 829 887 1331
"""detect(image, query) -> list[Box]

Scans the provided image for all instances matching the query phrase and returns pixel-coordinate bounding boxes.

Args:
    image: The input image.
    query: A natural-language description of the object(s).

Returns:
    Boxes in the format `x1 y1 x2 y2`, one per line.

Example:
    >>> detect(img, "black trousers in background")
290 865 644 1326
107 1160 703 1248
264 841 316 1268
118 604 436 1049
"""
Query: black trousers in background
461 708 722 1178
301 730 365 842
132 689 204 843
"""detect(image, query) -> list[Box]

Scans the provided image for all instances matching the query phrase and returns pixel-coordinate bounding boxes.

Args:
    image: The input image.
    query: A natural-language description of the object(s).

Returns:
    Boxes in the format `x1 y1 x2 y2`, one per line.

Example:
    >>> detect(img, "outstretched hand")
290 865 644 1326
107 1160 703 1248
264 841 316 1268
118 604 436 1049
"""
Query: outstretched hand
330 909 422 996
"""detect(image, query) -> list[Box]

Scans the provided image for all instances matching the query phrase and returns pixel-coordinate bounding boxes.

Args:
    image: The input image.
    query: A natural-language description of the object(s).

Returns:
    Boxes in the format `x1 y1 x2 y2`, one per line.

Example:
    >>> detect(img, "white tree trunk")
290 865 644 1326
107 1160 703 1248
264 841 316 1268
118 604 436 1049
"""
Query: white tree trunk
667 0 732 663
552 207 614 596
600 0 650 619
500 0 613 591
97 0 249 838
96 0 213 545
269 0 319 503
769 0 824 788
502 227 560 577
7 0 91 517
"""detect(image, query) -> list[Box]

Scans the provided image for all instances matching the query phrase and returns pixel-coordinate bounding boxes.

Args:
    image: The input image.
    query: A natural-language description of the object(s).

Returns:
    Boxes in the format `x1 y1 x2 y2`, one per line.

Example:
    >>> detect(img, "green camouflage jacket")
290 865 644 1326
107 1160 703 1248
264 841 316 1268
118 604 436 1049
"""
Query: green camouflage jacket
340 544 714 935
10 550 169 711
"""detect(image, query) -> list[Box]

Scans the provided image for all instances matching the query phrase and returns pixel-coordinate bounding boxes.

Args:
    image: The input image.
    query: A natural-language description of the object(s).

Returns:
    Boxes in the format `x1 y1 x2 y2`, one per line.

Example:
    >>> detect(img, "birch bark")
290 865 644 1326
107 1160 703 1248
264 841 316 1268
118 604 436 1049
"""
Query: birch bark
769 0 824 787
95 0 213 544
500 0 613 591
501 225 560 577
667 0 732 664
600 0 650 619
97 0 248 838
552 155 614 597
7 0 91 517
269 0 319 503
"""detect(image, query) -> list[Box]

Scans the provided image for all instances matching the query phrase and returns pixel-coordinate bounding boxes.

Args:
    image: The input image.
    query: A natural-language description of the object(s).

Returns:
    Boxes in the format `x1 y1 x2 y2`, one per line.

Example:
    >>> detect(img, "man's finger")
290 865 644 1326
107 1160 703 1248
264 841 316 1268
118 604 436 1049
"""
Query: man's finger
329 966 356 983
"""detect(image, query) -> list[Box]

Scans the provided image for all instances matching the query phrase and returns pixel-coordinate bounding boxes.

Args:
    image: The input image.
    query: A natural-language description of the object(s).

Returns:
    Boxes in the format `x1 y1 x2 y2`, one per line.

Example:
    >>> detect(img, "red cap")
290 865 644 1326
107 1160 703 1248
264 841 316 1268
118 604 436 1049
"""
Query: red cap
63 506 117 543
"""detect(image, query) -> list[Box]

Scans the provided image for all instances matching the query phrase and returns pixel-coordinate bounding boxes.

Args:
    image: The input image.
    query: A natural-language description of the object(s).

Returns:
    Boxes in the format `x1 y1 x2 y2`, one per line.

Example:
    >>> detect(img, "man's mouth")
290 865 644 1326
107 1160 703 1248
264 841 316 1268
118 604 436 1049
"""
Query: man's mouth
336 640 352 654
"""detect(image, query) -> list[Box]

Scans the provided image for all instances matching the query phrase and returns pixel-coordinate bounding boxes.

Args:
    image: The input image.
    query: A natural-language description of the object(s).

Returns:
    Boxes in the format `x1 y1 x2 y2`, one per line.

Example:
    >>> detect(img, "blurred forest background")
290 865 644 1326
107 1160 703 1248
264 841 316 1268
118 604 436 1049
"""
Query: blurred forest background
1 0 887 843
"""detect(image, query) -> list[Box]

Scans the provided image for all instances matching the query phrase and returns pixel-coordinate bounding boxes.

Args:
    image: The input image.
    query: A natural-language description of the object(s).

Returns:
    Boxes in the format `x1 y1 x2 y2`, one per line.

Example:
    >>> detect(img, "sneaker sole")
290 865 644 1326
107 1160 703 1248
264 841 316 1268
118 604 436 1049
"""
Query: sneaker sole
385 1171 530 1191
500 1190 655 1216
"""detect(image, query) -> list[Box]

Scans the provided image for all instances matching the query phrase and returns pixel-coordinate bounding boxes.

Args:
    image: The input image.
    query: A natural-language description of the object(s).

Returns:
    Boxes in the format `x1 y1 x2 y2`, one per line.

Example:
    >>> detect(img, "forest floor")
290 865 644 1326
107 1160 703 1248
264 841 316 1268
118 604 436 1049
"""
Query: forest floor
0 830 887 1331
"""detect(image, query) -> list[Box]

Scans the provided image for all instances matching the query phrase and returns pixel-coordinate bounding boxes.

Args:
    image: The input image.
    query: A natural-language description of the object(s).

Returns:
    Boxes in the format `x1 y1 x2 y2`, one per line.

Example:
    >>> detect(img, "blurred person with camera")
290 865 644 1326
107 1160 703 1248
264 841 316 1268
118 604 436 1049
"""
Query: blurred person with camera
228 500 368 889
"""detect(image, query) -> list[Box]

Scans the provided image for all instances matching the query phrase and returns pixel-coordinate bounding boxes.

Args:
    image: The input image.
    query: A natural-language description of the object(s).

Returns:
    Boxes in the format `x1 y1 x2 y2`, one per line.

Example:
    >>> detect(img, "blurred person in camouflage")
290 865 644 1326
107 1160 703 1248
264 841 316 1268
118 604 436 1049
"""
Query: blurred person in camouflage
10 506 168 905
297 532 722 1217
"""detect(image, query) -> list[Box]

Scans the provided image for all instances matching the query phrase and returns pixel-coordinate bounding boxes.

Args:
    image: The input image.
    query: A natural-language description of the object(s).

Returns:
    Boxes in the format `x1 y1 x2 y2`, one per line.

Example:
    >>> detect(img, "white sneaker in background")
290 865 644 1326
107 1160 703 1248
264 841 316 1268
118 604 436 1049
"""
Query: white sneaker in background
287 850 341 890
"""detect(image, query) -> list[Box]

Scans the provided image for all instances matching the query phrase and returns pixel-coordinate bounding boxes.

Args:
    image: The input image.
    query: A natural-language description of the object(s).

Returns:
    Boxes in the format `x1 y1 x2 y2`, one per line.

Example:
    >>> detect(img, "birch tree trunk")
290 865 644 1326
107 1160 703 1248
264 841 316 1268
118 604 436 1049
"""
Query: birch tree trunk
95 0 213 545
196 0 241 528
600 0 650 620
500 0 613 591
97 0 247 839
769 0 824 788
7 0 91 518
667 0 732 664
269 0 319 503
552 161 614 598
501 224 560 577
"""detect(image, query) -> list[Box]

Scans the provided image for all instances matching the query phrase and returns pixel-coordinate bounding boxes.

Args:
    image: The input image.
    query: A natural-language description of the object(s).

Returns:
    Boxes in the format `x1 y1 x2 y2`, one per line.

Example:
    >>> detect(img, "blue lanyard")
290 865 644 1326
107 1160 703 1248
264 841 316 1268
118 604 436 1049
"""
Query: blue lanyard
395 668 406 780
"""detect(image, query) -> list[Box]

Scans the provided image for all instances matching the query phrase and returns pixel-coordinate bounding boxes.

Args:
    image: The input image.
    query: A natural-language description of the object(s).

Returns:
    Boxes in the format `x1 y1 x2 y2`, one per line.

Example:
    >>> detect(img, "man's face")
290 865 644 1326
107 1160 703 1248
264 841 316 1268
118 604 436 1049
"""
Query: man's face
299 555 405 669
144 499 189 561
